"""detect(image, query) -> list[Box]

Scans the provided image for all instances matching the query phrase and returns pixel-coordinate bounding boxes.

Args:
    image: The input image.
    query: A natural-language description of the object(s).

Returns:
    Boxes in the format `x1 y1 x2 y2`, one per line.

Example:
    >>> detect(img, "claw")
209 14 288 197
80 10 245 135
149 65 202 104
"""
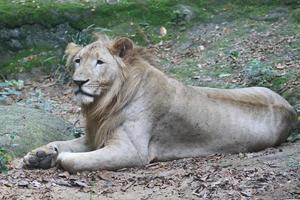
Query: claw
36 150 47 158
39 155 54 169
28 156 39 165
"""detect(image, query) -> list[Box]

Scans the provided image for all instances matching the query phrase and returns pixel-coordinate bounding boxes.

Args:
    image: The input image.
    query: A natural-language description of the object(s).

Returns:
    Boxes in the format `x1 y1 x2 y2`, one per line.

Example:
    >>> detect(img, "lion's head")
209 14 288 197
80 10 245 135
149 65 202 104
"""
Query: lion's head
65 36 135 105
65 35 157 148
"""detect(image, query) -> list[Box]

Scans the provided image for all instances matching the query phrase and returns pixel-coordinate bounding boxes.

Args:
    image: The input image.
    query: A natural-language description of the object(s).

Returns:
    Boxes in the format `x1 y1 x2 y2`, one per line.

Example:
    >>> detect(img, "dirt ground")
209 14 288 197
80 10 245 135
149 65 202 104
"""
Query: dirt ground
1 10 300 200
0 140 299 200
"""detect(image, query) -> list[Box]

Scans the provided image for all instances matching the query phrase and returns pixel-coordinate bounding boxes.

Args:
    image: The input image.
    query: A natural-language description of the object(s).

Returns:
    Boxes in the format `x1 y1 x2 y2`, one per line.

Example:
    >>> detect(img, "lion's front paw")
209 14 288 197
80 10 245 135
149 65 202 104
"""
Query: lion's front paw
23 144 59 169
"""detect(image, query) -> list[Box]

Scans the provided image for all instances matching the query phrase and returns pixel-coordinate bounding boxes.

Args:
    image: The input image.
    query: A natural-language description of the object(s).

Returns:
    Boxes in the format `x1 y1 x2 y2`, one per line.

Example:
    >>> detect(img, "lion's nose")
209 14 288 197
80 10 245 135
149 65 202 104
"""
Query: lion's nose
73 79 89 87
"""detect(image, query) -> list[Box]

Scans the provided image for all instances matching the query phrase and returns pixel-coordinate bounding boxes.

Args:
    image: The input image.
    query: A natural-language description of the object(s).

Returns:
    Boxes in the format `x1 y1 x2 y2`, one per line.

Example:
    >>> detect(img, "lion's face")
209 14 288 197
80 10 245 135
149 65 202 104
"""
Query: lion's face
65 37 133 105
72 42 120 104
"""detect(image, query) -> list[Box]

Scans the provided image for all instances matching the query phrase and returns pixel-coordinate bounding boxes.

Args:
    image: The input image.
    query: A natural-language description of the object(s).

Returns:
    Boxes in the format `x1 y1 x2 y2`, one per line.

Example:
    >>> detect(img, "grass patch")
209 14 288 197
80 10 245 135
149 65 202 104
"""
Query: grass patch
270 74 296 91
0 0 87 28
0 48 62 75
0 0 292 75
0 0 287 37
241 60 275 85
291 8 300 23
0 147 12 173
167 59 200 85
206 64 232 78
240 59 297 91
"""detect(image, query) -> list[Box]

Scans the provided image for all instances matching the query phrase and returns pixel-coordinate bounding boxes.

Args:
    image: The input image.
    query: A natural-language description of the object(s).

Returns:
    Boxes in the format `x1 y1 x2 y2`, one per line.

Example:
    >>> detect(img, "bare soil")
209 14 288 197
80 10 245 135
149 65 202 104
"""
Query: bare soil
0 141 299 200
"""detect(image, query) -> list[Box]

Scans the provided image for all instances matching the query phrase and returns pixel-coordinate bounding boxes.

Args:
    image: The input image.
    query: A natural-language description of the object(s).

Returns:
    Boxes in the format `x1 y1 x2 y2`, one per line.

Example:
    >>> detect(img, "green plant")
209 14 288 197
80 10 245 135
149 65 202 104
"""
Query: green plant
0 48 62 75
291 8 300 23
287 130 300 143
71 25 99 46
0 80 23 103
0 147 12 173
287 155 300 169
241 60 275 86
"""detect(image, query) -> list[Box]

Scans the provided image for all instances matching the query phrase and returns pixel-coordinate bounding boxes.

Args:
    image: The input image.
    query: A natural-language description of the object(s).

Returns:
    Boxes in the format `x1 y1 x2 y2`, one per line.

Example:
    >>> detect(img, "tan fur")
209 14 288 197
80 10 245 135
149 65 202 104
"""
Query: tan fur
23 35 298 173
83 58 141 148
77 37 154 148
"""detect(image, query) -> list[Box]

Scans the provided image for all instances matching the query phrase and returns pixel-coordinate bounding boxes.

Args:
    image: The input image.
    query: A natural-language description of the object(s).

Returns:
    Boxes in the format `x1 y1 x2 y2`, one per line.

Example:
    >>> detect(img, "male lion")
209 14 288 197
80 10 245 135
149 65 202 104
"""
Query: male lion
23 36 297 173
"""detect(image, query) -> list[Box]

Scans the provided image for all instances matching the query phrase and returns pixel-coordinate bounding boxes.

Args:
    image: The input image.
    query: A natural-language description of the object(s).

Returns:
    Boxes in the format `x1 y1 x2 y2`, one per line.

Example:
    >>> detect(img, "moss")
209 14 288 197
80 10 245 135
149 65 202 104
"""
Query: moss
207 65 232 78
0 0 284 33
0 0 290 75
167 59 200 85
0 1 87 28
0 48 62 75
291 8 300 23
270 74 296 91
0 147 12 173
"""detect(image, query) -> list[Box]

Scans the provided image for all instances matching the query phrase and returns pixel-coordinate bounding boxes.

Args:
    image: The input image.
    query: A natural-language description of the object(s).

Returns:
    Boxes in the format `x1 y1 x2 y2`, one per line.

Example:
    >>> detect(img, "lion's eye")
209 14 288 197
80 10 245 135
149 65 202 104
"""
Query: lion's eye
75 58 80 64
97 60 104 65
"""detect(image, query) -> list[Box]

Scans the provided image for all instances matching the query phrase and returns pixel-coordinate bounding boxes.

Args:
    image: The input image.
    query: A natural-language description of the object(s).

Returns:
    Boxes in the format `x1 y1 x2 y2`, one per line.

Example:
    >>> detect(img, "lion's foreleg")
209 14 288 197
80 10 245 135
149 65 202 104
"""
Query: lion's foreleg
50 136 91 153
57 130 147 172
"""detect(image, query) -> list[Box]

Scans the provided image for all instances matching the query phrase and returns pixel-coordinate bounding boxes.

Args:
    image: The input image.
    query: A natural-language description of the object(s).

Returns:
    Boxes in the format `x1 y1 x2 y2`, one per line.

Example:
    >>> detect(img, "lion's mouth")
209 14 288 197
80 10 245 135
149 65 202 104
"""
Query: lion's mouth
75 88 95 98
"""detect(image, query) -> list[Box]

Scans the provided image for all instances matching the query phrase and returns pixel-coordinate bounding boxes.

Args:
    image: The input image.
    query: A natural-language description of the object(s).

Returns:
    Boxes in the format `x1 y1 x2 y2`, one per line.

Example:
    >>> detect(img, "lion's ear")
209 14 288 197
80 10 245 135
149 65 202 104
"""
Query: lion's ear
65 43 82 66
110 37 133 58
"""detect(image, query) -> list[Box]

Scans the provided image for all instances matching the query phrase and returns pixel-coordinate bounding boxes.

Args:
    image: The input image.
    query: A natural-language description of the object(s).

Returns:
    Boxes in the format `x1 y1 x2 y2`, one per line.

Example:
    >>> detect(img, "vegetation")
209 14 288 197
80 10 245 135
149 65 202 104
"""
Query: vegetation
1 0 299 76
0 147 12 173
0 48 62 75
291 8 300 22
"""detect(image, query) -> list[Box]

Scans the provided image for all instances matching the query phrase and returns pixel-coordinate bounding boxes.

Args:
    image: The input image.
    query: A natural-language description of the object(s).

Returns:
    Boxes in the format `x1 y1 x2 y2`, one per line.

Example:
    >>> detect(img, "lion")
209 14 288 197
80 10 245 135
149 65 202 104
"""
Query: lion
23 35 298 173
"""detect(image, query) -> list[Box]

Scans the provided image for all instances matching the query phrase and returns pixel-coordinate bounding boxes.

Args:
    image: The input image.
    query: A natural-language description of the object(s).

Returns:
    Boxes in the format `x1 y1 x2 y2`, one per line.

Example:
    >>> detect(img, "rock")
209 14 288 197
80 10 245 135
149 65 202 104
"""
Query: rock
0 105 74 157
250 7 289 22
0 29 22 40
105 0 119 4
174 5 195 22
0 22 76 57
8 39 23 50
17 180 29 187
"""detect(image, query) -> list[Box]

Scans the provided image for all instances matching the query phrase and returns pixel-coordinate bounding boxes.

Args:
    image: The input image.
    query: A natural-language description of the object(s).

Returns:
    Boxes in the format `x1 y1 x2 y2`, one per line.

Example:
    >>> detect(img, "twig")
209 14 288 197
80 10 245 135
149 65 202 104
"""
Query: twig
192 188 202 197
121 181 136 192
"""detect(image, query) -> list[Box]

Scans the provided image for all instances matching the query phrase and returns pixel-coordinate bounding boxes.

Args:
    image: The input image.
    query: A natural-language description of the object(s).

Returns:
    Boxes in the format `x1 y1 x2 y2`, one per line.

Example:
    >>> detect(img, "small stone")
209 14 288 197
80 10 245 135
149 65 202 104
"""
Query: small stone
8 39 23 50
105 0 119 4
275 63 285 69
160 26 167 37
28 180 41 189
18 180 29 187
58 171 70 178
73 180 89 187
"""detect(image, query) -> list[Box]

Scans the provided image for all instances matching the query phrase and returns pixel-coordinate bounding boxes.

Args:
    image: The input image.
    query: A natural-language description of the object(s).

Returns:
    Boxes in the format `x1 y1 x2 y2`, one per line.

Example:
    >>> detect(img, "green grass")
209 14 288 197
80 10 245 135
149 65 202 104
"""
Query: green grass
291 8 300 23
270 74 296 91
0 0 287 34
0 0 295 75
0 147 12 173
0 0 87 28
0 48 62 75
167 58 200 85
